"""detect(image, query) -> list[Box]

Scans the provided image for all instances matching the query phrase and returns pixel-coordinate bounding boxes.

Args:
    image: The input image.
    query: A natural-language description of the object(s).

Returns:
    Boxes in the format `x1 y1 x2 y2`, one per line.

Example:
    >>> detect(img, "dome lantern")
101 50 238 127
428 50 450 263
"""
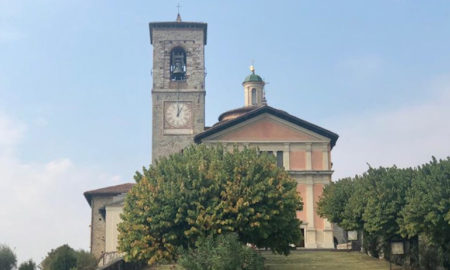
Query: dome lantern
242 65 265 107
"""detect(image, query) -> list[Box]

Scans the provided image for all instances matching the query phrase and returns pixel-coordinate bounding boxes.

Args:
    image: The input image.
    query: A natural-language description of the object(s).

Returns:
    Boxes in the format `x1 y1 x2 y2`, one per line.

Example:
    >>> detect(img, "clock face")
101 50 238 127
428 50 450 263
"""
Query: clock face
164 102 192 129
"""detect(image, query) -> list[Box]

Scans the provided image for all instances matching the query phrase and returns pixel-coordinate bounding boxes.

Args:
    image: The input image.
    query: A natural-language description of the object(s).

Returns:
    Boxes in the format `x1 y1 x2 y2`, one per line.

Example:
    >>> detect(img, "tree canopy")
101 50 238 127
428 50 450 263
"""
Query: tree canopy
40 245 97 270
318 157 450 267
317 177 354 226
0 244 17 270
18 259 36 270
118 145 302 265
40 245 77 270
399 157 450 268
362 167 414 239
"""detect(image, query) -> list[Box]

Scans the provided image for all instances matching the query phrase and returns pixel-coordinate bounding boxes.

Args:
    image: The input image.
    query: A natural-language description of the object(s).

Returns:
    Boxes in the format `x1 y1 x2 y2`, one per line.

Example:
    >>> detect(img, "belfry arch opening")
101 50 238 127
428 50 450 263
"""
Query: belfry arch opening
170 47 187 81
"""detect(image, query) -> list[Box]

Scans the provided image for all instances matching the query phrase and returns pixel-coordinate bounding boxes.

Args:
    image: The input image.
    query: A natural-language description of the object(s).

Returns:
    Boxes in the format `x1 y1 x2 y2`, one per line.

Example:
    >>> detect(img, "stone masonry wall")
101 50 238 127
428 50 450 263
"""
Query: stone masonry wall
152 91 205 161
90 195 114 259
151 27 206 161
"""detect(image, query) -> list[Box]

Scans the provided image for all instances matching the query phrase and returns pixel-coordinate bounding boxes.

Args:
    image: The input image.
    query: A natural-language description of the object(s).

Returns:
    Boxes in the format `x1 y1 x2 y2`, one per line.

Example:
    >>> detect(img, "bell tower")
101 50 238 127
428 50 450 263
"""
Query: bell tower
149 15 207 162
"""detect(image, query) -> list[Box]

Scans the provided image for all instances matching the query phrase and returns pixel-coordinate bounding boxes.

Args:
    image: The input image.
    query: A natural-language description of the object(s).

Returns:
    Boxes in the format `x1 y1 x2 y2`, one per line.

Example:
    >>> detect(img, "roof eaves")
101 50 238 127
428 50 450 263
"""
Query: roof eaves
194 106 339 148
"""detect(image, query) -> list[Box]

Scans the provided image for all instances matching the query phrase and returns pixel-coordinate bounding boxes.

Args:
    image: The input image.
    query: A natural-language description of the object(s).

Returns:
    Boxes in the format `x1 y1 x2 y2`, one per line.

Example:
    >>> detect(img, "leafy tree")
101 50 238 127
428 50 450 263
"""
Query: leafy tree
74 250 97 270
41 244 77 270
317 177 354 226
19 259 36 270
40 245 94 270
318 166 415 257
362 167 414 240
399 157 450 268
362 167 416 260
0 244 17 270
341 174 373 231
318 174 370 231
118 145 302 265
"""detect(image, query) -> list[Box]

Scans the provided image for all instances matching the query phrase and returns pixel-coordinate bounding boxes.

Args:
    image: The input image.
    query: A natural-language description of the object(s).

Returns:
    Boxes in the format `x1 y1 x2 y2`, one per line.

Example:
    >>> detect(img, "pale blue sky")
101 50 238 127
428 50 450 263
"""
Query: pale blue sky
1 0 450 265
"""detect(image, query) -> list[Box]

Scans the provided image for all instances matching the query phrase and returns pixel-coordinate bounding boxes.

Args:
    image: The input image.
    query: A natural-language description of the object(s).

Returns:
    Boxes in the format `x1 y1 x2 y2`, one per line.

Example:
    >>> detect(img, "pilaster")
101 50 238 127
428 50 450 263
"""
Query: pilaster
306 143 312 170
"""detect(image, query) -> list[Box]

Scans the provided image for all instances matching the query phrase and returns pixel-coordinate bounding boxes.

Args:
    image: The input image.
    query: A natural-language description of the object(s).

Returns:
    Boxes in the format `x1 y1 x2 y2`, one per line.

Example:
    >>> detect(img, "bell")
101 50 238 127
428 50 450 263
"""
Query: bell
173 62 184 75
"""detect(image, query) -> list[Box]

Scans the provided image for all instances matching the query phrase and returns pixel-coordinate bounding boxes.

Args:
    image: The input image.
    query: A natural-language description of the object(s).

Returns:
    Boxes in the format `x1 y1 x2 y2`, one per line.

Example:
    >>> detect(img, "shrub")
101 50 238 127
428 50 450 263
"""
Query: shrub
418 236 444 270
178 233 264 270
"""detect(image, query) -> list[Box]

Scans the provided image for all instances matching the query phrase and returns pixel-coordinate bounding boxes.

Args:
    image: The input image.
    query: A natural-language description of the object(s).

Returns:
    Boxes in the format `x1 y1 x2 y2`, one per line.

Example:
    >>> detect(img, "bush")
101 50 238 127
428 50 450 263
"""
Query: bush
418 236 445 270
178 233 264 270
0 244 17 270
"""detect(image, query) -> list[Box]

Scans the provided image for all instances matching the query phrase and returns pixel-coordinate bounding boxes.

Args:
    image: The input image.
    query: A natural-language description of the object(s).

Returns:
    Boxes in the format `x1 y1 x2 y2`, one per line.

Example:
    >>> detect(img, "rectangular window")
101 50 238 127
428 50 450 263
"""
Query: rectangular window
276 151 283 168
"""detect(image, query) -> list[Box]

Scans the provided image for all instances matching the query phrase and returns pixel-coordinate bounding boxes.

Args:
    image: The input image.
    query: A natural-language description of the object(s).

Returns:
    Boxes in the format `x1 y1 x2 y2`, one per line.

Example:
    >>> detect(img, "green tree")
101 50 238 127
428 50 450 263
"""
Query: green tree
318 174 370 231
341 174 373 231
361 167 415 258
362 167 414 238
40 245 77 270
317 177 354 226
118 145 302 265
0 244 17 270
18 259 36 270
318 167 415 258
399 157 450 268
40 245 96 270
74 250 97 270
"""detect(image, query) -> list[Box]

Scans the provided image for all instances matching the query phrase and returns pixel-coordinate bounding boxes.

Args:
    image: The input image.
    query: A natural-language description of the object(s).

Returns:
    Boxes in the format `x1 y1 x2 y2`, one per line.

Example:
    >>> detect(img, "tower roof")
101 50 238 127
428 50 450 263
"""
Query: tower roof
243 65 263 83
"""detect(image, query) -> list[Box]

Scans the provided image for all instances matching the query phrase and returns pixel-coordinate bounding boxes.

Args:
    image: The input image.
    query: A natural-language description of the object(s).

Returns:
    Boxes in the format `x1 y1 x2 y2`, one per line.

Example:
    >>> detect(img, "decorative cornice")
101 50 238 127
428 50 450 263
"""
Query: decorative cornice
288 170 334 176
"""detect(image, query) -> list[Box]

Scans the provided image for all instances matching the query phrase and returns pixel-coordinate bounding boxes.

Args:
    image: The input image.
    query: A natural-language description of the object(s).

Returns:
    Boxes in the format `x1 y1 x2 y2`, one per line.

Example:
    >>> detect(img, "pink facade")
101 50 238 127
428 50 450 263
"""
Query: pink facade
312 151 323 170
296 184 307 221
218 118 317 141
197 104 338 248
290 151 306 170
313 184 325 230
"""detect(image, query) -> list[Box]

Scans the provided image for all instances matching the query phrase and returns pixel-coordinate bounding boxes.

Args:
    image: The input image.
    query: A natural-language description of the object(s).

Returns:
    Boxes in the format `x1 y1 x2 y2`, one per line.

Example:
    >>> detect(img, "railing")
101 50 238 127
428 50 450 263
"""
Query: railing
98 251 123 267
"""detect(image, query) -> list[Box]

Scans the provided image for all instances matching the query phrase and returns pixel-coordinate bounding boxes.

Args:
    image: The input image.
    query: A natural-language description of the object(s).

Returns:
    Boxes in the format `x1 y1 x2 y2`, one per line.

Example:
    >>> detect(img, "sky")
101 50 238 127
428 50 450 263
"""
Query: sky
1 0 450 265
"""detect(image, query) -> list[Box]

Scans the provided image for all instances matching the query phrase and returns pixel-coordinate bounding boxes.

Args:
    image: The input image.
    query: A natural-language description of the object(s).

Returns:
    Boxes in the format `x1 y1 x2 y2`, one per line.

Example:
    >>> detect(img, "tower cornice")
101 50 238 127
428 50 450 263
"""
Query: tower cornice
149 22 207 45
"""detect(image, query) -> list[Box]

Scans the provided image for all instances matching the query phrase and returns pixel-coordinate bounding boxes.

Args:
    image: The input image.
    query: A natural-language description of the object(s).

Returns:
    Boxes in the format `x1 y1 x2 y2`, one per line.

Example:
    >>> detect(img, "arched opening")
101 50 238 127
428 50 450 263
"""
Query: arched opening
170 47 186 81
251 88 257 105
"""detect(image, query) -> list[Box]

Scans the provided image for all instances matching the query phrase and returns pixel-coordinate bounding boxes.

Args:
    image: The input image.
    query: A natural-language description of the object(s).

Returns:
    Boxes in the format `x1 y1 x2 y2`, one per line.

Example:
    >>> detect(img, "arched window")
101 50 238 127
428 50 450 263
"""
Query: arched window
170 47 186 81
251 88 257 105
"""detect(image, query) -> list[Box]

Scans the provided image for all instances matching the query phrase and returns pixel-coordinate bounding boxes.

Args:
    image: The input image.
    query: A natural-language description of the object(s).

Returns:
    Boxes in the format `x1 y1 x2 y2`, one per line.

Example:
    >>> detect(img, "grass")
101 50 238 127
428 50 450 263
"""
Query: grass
151 250 402 270
263 250 401 270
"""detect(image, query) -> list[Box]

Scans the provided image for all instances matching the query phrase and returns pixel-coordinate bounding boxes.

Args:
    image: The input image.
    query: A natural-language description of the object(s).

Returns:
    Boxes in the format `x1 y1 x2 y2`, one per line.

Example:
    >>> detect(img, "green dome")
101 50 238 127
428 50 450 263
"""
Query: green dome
243 73 263 83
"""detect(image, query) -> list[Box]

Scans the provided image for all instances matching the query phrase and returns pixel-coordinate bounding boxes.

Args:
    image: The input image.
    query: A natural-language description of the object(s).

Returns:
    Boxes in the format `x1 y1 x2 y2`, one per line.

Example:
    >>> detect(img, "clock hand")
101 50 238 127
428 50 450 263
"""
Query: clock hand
176 104 181 117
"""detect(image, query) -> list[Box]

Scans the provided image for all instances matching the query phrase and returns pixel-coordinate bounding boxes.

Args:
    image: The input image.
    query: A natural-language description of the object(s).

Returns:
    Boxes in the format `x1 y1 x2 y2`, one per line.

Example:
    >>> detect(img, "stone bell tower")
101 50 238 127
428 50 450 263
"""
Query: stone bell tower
149 15 207 162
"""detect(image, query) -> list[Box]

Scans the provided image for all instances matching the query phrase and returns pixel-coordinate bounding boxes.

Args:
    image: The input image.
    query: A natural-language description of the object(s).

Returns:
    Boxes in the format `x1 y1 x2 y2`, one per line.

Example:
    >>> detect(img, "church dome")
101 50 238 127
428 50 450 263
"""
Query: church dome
243 73 263 83
217 105 260 123
243 65 263 83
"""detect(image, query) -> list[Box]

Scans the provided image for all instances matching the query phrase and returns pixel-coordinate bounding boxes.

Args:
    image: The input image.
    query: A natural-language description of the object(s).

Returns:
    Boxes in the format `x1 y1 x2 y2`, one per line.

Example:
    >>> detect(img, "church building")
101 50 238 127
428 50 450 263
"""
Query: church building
84 15 339 266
